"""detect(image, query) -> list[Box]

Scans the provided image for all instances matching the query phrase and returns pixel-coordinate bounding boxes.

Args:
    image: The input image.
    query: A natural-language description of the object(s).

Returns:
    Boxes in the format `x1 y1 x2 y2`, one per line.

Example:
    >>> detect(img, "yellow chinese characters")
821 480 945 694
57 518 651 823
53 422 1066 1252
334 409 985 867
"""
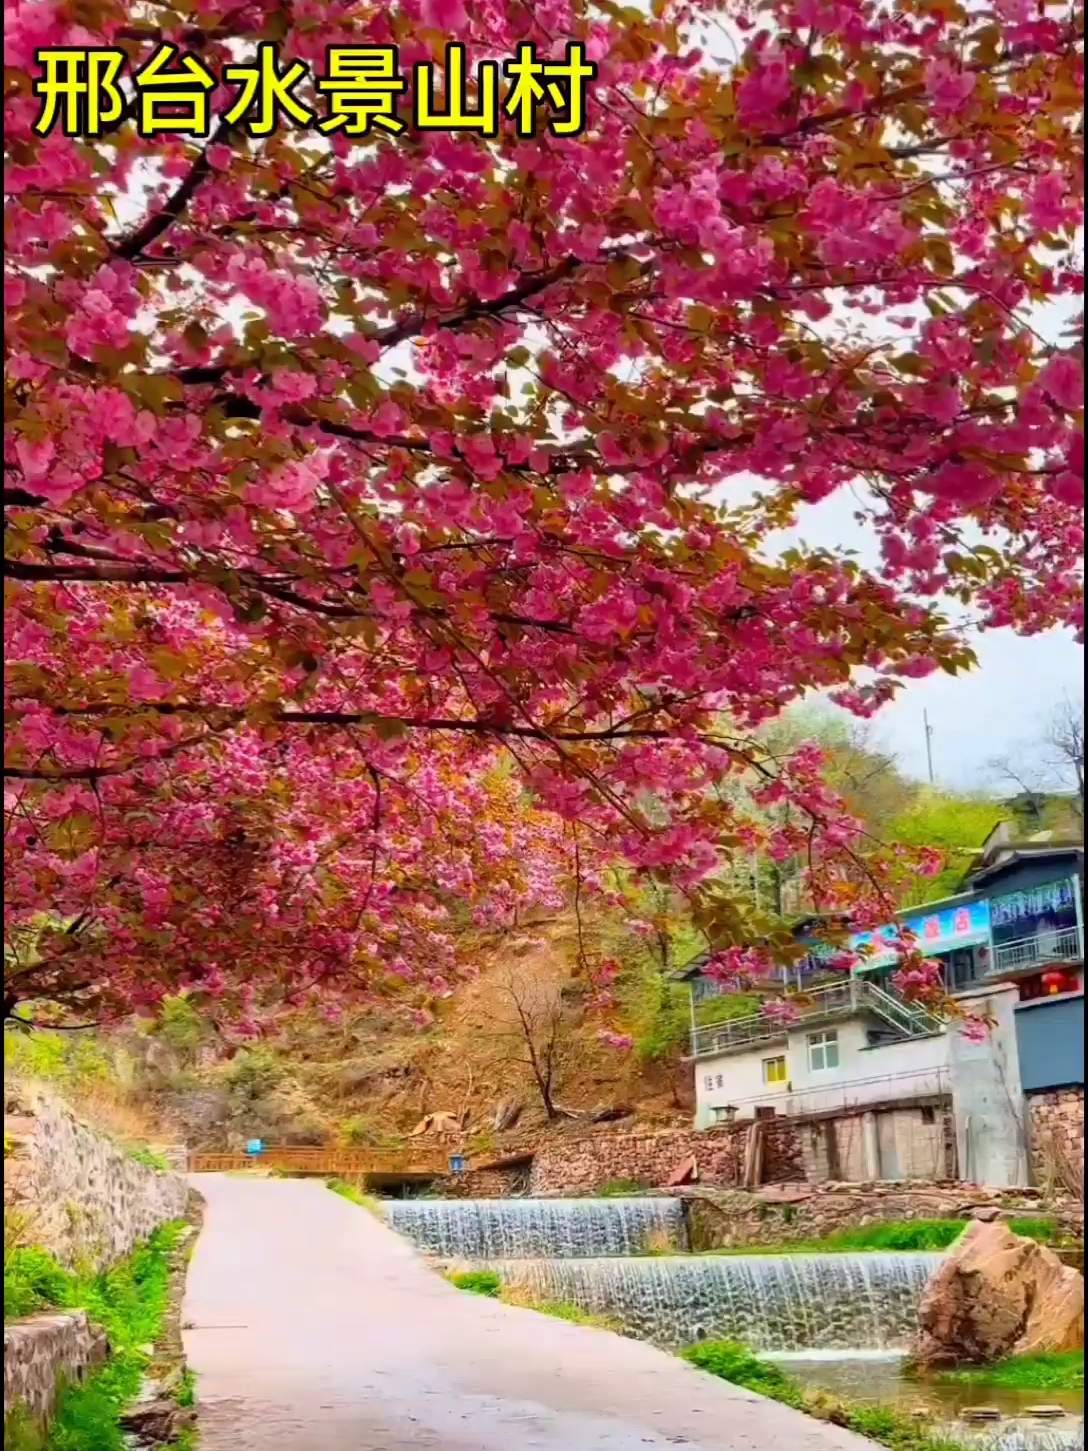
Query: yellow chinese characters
32 49 127 138
133 44 216 137
30 41 596 141
503 42 596 138
414 43 499 134
222 42 314 137
317 48 406 136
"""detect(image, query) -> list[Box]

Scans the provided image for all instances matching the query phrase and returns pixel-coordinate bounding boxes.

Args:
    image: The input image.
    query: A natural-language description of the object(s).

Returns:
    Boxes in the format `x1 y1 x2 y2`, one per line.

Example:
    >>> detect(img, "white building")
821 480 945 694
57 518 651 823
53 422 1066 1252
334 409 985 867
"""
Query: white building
687 977 1041 1185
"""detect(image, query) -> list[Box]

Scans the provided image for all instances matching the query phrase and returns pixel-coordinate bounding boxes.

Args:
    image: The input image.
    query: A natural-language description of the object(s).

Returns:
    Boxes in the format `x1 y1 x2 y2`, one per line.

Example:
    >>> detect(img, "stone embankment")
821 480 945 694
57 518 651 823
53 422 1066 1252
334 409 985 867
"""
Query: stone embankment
680 1182 1084 1250
3 1084 191 1440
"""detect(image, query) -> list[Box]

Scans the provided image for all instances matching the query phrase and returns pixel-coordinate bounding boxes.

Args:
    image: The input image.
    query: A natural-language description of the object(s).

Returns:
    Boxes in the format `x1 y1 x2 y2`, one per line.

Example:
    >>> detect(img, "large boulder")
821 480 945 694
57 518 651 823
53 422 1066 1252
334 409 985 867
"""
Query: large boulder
914 1220 1084 1368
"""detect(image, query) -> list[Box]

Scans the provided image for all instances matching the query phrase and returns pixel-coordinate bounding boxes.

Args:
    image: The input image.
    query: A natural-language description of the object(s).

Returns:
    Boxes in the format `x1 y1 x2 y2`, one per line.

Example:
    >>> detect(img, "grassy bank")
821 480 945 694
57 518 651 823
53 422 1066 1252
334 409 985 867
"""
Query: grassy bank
937 1350 1084 1392
705 1218 1062 1255
444 1270 619 1331
327 1179 385 1214
683 1341 963 1451
5 1223 192 1451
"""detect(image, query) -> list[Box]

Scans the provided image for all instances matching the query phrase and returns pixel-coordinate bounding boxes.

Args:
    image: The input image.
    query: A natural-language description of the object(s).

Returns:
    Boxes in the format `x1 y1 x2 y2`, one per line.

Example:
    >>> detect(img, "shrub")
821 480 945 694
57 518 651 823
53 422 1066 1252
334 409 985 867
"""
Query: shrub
223 1047 282 1100
157 996 205 1055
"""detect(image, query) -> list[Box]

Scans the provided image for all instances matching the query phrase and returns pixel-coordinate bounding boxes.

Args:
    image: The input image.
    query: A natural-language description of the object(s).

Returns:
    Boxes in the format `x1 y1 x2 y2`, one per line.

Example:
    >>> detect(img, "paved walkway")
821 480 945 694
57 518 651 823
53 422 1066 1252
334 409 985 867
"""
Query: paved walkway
184 1175 880 1451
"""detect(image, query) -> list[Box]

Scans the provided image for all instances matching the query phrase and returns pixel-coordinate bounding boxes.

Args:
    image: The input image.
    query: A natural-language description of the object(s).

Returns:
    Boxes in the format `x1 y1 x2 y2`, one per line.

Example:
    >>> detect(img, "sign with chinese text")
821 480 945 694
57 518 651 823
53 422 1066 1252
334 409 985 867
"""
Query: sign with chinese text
851 898 991 970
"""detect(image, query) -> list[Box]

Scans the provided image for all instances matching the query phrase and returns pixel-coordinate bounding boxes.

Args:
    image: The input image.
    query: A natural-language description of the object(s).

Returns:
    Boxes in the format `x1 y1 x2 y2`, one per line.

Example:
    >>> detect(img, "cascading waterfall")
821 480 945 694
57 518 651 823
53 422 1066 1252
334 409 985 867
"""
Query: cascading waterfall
947 1430 1085 1451
487 1252 943 1352
385 1197 688 1259
386 1196 1081 1449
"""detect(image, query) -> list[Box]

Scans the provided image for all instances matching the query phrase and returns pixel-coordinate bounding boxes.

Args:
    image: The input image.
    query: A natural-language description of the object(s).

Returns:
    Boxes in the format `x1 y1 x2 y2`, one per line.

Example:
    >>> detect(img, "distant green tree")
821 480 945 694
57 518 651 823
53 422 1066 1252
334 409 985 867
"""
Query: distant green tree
886 791 1007 904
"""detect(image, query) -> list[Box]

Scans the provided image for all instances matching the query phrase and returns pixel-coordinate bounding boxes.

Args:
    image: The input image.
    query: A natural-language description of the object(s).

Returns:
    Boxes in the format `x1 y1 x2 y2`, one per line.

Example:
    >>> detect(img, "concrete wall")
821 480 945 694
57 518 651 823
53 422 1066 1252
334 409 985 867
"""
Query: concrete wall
1016 993 1085 1091
947 983 1030 1188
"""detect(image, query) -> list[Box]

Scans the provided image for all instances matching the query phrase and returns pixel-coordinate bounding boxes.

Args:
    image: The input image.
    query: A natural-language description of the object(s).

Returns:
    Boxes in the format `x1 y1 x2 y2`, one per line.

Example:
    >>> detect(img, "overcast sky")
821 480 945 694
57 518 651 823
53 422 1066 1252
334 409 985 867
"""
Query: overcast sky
767 492 1083 792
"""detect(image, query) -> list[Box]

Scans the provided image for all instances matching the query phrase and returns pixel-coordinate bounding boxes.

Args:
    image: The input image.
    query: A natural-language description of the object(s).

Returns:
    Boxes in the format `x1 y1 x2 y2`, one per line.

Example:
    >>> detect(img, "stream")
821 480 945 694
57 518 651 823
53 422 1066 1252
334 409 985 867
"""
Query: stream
384 1196 1085 1451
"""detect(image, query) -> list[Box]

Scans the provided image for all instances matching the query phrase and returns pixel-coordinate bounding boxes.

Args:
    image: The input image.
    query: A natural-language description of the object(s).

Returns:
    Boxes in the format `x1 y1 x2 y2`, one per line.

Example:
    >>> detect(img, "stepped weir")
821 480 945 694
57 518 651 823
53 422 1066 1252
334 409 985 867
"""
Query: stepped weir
386 1196 940 1352
385 1196 687 1260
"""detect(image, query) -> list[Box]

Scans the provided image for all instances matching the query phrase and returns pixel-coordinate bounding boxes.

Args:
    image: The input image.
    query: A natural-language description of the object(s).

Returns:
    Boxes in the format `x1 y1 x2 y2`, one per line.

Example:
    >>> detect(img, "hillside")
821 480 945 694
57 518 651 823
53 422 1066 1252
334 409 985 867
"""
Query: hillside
4 916 701 1158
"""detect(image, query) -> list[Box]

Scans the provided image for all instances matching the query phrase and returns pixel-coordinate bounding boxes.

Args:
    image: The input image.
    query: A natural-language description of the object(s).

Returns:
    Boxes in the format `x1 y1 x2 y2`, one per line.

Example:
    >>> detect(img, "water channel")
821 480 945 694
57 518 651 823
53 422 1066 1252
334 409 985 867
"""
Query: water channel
384 1196 1084 1450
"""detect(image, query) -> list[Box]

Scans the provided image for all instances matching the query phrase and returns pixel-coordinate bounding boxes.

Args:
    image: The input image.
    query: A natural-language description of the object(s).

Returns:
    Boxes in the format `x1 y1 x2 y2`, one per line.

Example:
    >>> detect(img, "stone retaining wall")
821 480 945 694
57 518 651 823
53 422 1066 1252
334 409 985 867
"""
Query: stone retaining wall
3 1311 108 1432
527 1121 805 1195
4 1084 190 1273
680 1182 1084 1250
1027 1086 1084 1190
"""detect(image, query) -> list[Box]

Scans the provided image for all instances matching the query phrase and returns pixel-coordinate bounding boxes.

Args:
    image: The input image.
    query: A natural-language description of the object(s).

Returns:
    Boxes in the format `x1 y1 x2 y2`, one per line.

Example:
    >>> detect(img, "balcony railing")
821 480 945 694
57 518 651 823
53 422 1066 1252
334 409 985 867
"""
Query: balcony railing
689 978 943 1059
988 925 1083 976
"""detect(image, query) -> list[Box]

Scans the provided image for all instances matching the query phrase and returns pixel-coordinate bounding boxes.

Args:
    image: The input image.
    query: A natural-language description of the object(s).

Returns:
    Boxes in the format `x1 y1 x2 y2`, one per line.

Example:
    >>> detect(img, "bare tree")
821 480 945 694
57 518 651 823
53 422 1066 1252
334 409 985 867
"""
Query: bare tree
490 967 576 1121
989 690 1084 828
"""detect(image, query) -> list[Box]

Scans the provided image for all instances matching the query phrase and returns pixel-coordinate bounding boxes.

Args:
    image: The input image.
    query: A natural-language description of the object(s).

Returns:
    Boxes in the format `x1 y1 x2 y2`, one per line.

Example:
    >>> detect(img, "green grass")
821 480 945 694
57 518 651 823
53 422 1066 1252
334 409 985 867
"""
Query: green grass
125 1145 171 1172
34 1222 188 1451
705 1218 1062 1255
681 1341 804 1406
683 1340 962 1451
597 1179 652 1197
511 1296 619 1331
445 1270 502 1297
327 1179 384 1214
937 1350 1083 1392
5 1245 76 1321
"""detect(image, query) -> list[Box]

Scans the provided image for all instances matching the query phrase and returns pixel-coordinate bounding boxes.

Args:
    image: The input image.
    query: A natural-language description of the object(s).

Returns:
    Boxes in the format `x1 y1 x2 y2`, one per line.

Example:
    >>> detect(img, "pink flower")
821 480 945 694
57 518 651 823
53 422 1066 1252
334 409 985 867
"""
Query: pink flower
925 59 976 115
1028 172 1069 233
421 0 468 28
14 436 55 480
1039 355 1083 411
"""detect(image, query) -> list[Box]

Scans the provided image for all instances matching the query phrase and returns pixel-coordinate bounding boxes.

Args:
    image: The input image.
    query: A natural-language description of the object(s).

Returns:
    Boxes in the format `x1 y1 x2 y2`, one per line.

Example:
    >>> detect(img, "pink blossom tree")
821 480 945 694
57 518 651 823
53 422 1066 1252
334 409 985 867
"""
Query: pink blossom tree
4 0 1083 1025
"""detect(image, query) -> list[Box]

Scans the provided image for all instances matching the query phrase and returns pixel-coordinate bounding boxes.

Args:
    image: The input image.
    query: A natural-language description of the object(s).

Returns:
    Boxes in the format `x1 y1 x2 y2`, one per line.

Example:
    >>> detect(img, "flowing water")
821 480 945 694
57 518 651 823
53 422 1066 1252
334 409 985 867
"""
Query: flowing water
487 1251 942 1352
385 1196 688 1259
387 1196 1082 1450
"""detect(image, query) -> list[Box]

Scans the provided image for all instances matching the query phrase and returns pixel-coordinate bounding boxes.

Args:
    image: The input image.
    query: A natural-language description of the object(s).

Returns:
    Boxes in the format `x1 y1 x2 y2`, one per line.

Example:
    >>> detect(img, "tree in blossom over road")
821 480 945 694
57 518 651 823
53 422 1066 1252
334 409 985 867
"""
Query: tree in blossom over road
4 0 1083 1028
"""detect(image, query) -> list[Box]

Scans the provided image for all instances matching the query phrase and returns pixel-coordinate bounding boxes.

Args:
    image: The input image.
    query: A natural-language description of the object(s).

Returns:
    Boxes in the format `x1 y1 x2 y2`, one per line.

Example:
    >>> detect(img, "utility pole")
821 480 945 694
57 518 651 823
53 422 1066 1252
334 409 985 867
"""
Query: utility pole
924 709 935 785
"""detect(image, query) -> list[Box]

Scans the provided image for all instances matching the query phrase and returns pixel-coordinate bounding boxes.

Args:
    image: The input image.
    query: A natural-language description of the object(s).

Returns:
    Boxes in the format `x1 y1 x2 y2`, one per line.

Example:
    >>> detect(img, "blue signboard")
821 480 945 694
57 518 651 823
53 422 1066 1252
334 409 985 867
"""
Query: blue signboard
852 898 991 970
245 1139 264 1156
449 1155 466 1174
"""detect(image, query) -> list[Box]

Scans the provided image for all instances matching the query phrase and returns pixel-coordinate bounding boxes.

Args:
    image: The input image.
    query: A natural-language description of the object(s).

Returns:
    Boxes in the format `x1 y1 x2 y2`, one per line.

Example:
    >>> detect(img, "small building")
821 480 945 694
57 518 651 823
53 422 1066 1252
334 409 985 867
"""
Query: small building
684 832 1084 1188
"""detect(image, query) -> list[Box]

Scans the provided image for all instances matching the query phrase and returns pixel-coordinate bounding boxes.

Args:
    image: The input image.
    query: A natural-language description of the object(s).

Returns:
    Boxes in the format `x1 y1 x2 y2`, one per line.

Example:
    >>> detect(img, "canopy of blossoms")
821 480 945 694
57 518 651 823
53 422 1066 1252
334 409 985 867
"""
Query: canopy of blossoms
4 0 1083 1026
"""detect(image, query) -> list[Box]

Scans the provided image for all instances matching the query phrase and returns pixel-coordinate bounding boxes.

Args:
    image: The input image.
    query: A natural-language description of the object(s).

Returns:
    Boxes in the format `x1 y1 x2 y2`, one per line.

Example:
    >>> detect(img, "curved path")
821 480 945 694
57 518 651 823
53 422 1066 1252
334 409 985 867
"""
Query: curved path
184 1174 879 1451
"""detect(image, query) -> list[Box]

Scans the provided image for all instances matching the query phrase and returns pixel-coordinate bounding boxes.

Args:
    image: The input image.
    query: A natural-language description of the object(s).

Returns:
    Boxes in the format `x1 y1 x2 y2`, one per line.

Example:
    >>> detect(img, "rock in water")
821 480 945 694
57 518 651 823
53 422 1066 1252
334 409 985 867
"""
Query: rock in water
914 1220 1084 1368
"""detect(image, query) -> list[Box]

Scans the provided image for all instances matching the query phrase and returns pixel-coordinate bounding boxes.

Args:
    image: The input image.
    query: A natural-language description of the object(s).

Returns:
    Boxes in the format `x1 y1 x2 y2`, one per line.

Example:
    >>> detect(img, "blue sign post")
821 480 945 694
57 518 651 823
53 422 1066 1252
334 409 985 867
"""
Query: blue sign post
245 1139 264 1156
449 1154 466 1174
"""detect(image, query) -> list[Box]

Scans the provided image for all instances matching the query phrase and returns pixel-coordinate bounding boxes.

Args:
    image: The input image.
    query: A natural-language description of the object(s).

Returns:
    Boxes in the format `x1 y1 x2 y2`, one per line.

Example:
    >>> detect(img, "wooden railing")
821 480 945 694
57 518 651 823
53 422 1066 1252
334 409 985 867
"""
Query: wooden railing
187 1146 450 1176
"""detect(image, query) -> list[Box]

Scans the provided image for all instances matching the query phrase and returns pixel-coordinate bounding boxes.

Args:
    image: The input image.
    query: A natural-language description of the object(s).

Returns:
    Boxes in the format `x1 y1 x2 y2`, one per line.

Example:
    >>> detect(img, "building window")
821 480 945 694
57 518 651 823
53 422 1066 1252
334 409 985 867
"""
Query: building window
921 1106 936 1124
762 1055 788 1085
709 1106 735 1125
807 1030 840 1073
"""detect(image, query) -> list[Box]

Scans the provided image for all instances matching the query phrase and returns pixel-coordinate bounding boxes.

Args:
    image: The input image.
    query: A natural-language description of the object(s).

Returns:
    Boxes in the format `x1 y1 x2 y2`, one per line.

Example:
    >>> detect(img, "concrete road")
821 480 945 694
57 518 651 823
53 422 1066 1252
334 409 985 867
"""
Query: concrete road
183 1175 880 1451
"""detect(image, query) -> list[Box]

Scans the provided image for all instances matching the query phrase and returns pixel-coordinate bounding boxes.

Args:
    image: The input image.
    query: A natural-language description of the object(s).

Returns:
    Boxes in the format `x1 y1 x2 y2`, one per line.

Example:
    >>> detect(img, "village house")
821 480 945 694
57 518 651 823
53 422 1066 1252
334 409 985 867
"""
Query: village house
681 828 1084 1189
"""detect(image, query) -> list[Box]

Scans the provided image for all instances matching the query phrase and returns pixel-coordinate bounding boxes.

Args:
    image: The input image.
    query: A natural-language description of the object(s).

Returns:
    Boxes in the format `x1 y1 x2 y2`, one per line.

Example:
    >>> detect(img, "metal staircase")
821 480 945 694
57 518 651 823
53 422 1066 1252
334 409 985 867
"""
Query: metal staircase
859 978 946 1038
690 977 945 1058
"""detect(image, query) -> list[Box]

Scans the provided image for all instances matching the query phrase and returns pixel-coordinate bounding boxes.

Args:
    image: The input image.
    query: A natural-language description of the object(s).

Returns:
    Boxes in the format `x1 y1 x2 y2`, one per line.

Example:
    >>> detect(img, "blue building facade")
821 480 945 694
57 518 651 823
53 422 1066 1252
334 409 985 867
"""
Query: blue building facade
850 841 1084 1094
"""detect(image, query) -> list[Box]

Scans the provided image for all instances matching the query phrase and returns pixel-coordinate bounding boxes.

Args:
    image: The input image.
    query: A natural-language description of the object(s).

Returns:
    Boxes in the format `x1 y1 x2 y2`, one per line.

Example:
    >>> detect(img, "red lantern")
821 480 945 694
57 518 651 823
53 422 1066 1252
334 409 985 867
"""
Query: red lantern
1041 970 1073 995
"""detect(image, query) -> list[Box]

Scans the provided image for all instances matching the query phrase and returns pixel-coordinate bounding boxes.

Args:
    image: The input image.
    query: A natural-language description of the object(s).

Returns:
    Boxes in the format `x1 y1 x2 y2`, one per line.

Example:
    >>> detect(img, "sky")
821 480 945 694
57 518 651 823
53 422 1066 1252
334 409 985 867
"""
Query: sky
768 491 1083 792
